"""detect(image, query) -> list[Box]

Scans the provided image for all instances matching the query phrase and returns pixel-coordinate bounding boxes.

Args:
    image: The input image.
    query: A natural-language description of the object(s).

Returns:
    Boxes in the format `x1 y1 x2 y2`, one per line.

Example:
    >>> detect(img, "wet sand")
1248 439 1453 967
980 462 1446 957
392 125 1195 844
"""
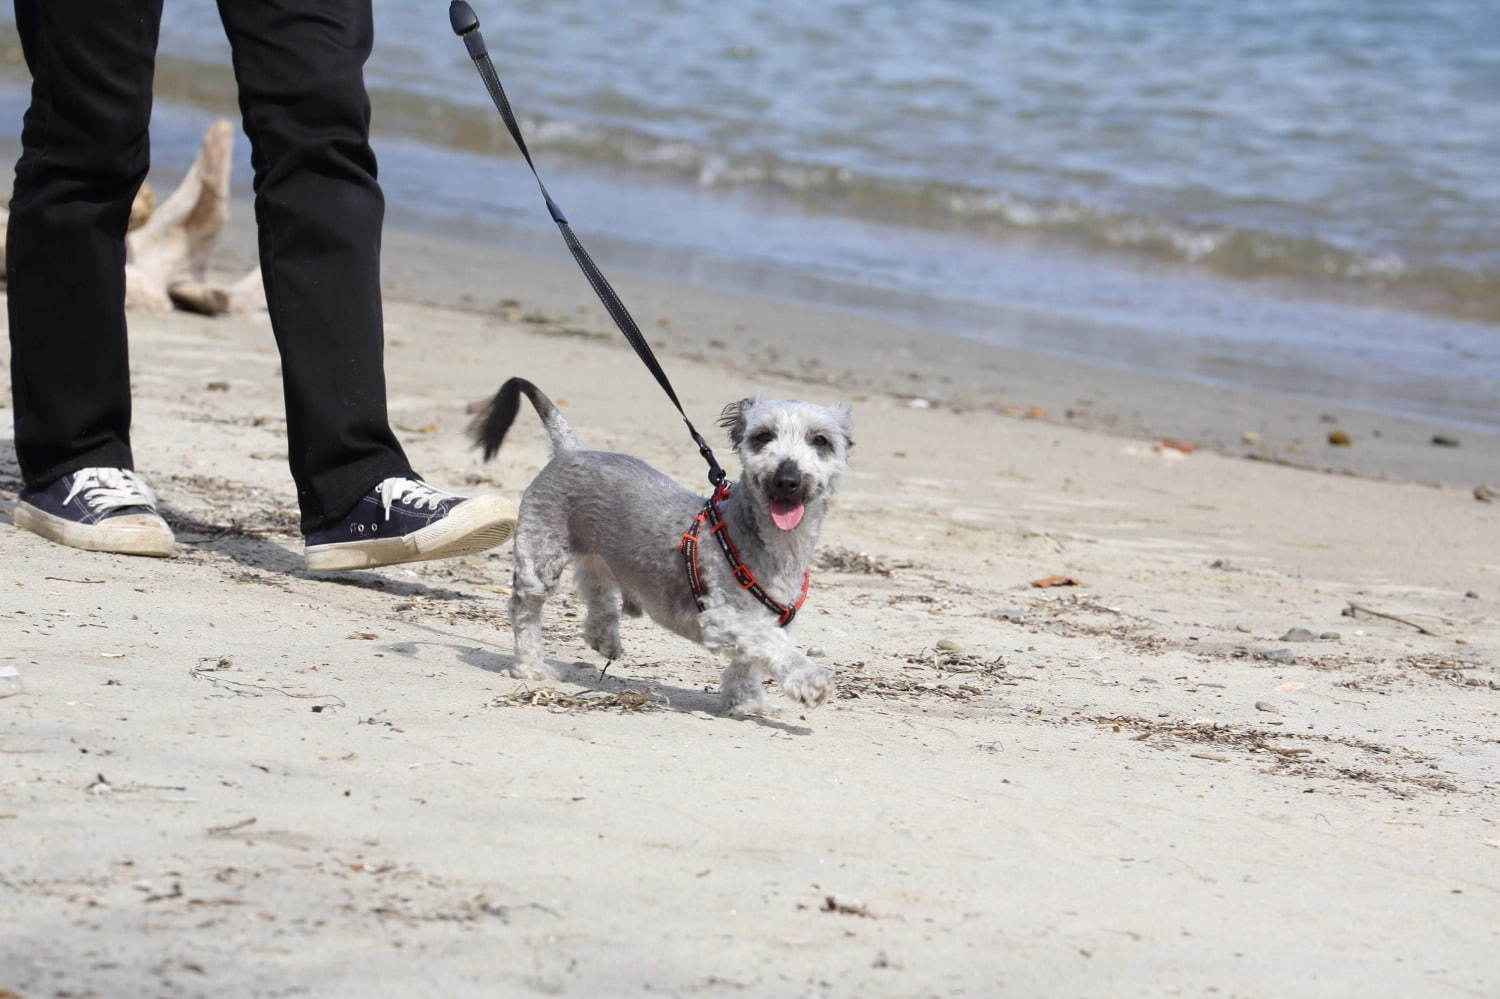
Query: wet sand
369 223 1500 489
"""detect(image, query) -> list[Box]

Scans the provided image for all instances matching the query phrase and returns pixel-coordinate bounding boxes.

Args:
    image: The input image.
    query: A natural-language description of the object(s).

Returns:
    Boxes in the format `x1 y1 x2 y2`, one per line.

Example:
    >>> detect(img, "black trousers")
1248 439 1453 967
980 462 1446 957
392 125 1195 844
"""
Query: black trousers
6 0 412 532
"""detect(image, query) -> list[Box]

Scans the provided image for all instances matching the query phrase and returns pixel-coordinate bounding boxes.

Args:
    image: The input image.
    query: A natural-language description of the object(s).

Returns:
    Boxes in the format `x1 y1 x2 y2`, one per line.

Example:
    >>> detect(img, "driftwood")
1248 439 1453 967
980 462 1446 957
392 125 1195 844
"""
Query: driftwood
125 118 265 315
129 182 156 231
0 118 264 317
1343 602 1441 637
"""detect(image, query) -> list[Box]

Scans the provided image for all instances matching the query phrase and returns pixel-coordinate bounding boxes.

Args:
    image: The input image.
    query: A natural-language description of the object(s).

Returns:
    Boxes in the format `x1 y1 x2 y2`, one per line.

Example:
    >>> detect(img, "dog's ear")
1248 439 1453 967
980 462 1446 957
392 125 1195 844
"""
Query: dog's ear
718 397 754 448
834 403 854 451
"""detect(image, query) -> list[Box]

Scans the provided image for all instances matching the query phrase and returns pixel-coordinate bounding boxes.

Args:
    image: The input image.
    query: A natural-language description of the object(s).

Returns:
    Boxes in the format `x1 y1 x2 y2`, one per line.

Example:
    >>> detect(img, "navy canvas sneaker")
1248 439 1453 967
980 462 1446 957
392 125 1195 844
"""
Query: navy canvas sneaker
13 467 176 557
303 476 516 572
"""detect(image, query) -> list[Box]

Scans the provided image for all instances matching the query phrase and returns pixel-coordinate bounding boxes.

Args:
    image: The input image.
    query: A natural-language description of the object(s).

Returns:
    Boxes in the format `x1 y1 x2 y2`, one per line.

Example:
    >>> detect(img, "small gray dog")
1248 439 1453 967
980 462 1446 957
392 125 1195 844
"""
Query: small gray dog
471 378 853 714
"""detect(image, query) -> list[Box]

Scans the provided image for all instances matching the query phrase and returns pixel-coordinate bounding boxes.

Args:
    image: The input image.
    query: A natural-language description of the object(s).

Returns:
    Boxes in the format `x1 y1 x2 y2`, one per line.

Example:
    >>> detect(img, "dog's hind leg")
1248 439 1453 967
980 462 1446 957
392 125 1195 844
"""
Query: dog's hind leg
510 530 570 682
574 556 624 661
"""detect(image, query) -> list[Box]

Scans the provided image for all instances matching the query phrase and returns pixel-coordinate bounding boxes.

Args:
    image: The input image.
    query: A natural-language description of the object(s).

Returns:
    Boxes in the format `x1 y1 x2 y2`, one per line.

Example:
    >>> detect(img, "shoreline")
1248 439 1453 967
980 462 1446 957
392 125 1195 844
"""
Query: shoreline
362 218 1500 490
5 16 1500 333
1 77 1496 443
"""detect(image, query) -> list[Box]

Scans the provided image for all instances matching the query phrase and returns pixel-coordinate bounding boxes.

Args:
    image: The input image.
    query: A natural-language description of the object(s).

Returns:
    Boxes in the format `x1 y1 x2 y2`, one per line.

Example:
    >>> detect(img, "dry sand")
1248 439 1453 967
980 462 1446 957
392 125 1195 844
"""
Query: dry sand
1 240 1498 996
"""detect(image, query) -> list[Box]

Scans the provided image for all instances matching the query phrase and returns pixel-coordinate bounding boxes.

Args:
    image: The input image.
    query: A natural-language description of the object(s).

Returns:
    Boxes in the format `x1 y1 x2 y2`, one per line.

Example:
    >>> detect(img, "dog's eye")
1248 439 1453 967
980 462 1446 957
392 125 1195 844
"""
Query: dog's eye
751 430 775 447
810 434 831 451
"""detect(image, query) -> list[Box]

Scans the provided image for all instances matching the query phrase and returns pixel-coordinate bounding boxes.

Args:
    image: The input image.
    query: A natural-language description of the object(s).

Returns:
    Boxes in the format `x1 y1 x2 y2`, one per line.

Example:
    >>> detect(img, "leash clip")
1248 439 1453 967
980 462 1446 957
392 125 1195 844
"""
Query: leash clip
449 1 479 35
699 442 727 487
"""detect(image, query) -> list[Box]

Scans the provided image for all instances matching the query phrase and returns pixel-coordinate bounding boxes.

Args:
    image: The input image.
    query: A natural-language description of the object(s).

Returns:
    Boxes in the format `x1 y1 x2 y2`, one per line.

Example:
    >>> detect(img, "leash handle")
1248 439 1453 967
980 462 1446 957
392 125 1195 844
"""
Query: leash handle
449 0 727 487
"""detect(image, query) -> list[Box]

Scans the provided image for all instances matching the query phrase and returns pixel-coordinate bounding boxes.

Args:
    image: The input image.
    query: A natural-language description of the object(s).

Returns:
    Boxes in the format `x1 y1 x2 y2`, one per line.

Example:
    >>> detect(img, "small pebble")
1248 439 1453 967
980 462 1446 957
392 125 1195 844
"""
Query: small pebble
1234 624 1251 634
1327 430 1351 446
1241 430 1262 445
806 646 826 658
1465 591 1479 599
1280 627 1316 642
936 638 963 653
1264 648 1295 665
1430 434 1460 447
985 607 1027 622
1319 631 1340 641
1255 701 1279 714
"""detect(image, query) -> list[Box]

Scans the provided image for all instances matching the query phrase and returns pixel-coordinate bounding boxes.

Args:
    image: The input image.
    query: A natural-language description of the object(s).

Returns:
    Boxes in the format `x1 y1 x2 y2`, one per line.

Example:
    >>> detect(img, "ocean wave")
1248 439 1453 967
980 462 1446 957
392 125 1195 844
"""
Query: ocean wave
411 100 1500 321
374 93 1500 325
15 40 1490 327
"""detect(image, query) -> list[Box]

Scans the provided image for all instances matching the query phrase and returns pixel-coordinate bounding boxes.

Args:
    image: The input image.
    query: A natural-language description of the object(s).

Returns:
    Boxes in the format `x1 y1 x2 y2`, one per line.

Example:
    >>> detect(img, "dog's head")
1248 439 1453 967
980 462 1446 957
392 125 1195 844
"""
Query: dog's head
718 397 853 531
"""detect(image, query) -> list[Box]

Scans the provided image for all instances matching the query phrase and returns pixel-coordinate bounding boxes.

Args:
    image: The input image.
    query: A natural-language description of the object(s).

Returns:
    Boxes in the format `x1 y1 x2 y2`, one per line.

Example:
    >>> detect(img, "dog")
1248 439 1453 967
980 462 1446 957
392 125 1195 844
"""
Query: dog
470 378 853 714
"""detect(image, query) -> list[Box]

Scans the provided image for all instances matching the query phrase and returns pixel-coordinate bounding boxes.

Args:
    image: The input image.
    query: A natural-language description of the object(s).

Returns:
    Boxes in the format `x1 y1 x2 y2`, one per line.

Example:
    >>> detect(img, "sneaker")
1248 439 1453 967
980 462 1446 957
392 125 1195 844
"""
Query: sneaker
303 476 515 572
12 467 176 557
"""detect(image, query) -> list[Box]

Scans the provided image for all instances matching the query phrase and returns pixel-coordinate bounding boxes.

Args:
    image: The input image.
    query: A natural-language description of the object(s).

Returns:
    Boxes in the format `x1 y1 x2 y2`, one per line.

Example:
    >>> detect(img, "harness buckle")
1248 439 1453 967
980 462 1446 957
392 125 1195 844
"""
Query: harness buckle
732 564 758 589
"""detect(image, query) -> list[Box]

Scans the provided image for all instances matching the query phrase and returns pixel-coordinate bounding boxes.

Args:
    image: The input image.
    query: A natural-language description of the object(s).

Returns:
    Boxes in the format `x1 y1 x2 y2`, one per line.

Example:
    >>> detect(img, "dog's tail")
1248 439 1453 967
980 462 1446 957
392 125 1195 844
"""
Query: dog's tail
469 377 580 460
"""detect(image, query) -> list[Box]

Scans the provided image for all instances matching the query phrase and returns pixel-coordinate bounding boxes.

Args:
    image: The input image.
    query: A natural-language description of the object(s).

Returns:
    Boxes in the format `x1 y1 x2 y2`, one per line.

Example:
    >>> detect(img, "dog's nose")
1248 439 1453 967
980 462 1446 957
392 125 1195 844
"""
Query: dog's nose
771 460 802 498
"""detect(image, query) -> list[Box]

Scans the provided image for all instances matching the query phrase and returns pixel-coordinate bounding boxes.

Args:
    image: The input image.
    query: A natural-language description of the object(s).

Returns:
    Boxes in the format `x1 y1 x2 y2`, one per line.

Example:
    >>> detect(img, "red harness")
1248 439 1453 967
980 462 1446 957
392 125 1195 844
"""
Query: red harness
679 482 811 627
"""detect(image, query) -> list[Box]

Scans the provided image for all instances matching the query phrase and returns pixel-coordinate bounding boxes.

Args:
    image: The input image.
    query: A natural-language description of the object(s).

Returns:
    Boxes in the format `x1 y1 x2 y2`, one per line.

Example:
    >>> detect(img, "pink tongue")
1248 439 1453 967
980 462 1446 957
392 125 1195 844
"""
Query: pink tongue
771 500 805 531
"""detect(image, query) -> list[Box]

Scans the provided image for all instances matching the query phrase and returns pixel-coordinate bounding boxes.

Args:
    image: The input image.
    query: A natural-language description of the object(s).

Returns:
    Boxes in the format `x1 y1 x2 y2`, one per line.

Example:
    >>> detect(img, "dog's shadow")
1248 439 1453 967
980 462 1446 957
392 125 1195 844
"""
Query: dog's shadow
383 638 814 736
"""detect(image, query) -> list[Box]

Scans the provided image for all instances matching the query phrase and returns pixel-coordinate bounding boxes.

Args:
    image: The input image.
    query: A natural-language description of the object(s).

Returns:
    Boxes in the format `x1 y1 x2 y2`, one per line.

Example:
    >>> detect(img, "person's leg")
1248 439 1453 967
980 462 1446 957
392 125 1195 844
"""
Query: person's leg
7 0 163 488
215 0 412 533
217 0 513 570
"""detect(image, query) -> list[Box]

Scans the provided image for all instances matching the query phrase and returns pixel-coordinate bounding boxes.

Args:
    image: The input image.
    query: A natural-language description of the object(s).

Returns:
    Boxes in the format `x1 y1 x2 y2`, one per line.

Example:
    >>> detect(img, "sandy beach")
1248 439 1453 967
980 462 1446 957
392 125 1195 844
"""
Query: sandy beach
2 225 1499 996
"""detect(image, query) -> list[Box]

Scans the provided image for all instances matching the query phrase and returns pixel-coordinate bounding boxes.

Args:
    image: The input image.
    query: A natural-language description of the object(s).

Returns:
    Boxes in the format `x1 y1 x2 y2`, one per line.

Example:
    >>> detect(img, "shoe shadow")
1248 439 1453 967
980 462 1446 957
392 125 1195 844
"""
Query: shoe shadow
160 503 479 602
0 449 477 603
303 571 479 602
382 637 814 735
161 503 306 571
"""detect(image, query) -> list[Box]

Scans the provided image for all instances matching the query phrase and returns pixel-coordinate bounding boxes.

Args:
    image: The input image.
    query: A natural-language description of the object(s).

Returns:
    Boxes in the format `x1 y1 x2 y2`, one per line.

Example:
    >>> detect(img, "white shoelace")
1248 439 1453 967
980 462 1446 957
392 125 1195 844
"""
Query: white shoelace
377 477 457 520
62 468 159 513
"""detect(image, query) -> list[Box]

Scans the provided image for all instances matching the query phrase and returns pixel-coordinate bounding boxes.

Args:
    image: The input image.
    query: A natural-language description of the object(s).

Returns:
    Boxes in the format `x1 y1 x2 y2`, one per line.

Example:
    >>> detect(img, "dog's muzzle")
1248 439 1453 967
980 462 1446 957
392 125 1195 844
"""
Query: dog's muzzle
768 460 806 531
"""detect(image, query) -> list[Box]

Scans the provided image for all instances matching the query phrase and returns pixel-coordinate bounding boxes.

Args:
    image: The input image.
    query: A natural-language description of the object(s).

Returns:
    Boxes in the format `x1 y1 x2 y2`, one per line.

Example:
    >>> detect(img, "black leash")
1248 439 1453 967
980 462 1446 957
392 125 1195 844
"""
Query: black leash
449 0 727 487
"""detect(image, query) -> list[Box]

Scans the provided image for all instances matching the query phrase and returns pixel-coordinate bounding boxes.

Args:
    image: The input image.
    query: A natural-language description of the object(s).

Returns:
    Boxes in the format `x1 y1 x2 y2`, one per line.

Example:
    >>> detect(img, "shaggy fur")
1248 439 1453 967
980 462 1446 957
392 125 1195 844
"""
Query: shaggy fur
470 377 853 714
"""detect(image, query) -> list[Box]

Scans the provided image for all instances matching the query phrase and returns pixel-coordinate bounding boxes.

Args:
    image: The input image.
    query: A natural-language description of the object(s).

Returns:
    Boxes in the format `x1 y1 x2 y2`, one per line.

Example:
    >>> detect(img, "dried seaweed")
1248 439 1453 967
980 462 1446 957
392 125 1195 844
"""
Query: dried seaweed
1396 654 1496 689
838 648 1022 701
814 546 913 576
485 686 660 712
1092 714 1456 797
838 672 985 701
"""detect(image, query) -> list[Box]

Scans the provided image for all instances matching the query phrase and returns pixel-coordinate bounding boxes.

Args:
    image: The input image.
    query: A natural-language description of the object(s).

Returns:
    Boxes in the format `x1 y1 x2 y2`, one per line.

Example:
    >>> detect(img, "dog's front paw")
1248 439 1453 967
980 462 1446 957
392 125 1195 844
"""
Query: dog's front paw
782 666 834 708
